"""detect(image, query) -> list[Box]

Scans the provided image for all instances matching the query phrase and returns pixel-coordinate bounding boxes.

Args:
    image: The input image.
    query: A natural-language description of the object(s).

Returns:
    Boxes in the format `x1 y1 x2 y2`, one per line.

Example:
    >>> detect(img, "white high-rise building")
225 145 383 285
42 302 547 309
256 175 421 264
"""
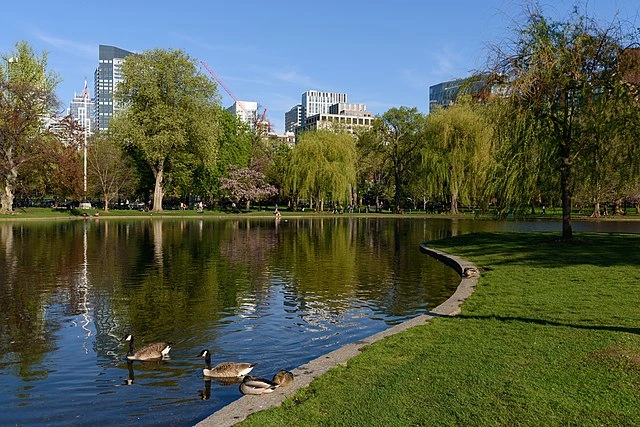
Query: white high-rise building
301 90 347 123
227 101 258 129
68 80 93 134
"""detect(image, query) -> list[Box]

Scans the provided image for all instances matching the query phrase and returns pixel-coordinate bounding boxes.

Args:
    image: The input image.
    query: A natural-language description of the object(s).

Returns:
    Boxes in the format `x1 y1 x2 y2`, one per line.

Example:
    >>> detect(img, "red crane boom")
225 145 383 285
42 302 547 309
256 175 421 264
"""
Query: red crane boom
201 60 271 131
201 60 241 106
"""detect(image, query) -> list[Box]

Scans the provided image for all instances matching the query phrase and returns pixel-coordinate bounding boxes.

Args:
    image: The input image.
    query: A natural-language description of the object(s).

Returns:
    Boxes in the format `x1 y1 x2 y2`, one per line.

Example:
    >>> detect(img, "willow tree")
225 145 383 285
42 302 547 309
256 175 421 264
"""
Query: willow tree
488 98 558 216
287 130 356 212
424 98 493 214
490 4 640 239
110 48 220 212
0 41 59 213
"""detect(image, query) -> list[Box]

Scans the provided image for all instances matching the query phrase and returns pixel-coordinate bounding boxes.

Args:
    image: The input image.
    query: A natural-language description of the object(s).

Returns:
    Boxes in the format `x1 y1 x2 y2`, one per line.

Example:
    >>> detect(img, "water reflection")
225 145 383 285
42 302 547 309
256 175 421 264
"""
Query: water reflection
0 217 637 426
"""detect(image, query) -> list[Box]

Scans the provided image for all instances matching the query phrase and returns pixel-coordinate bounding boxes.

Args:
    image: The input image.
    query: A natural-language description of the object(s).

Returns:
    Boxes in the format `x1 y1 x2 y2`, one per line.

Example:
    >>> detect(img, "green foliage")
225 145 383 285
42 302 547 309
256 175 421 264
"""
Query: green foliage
198 109 252 199
360 107 427 212
489 4 640 236
487 99 558 215
264 141 292 202
0 41 60 213
287 130 356 210
425 98 494 214
356 127 391 209
109 48 220 211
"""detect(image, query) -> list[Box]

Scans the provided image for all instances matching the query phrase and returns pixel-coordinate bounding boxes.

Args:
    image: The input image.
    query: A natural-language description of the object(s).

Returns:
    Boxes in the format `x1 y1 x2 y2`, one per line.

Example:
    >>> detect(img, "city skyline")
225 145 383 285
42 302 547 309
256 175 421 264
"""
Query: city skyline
2 1 638 132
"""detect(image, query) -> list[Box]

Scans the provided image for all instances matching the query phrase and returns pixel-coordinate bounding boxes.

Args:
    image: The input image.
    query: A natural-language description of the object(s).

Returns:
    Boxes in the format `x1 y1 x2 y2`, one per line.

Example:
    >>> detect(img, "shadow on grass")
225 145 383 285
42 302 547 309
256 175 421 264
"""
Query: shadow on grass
430 232 640 268
453 314 640 336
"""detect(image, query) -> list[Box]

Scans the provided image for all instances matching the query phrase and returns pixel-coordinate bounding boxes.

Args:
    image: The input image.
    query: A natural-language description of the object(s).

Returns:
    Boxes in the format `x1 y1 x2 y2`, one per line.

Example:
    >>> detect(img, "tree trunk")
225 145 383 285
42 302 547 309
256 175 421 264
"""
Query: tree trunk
591 201 600 218
152 168 164 212
1 167 18 214
450 190 459 215
560 158 573 240
614 198 624 215
394 171 402 213
103 195 110 211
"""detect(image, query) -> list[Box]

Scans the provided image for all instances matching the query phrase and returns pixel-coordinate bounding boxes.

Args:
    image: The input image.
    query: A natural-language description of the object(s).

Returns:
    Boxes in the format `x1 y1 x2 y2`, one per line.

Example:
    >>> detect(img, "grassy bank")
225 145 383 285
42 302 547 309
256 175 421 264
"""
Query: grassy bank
3 206 638 221
238 232 640 426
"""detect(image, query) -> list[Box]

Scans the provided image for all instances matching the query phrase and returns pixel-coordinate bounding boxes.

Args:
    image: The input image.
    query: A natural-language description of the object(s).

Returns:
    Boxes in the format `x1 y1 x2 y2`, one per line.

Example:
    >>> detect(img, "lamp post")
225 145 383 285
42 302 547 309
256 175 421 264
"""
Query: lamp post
83 92 88 196
79 79 92 210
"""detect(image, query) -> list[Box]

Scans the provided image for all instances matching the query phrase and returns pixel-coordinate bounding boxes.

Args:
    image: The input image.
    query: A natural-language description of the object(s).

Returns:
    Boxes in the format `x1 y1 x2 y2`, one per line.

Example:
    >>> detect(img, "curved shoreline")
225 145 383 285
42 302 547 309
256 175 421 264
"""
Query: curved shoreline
195 244 479 427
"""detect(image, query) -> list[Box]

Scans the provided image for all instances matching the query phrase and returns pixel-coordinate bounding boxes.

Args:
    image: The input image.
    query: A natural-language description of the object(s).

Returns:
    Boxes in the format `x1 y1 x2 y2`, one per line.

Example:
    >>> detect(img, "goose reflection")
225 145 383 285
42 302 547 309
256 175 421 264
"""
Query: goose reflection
208 376 244 386
124 360 135 385
198 379 211 400
198 376 244 400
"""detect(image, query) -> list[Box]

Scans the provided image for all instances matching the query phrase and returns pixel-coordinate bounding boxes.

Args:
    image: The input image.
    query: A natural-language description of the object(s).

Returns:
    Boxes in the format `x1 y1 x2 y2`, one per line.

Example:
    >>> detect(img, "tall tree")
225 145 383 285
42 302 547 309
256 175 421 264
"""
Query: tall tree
201 109 252 201
45 115 84 202
87 132 136 211
361 107 426 212
424 98 494 214
357 129 390 211
110 48 219 212
0 41 59 213
263 141 292 206
287 130 356 212
490 4 640 238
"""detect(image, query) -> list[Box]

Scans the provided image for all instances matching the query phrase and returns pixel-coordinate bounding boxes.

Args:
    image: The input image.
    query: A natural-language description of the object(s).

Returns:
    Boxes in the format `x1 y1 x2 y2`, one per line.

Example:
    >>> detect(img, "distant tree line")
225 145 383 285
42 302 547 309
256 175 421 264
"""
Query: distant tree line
1 2 639 240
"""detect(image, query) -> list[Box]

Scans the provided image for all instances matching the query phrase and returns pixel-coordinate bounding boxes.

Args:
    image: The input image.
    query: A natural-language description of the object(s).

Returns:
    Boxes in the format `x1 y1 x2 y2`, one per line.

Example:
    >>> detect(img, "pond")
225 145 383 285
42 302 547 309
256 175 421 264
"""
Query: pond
0 216 638 426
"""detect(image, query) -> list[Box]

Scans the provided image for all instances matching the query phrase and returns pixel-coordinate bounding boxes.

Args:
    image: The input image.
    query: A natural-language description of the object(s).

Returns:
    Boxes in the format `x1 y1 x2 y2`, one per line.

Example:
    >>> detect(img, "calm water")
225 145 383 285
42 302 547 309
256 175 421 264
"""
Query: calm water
0 217 637 426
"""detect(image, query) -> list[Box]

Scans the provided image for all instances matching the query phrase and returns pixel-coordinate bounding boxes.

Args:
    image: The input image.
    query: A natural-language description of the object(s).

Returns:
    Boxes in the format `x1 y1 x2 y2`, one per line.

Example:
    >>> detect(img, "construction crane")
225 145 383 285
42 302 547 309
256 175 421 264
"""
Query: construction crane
200 60 271 132
201 60 240 106
257 105 271 133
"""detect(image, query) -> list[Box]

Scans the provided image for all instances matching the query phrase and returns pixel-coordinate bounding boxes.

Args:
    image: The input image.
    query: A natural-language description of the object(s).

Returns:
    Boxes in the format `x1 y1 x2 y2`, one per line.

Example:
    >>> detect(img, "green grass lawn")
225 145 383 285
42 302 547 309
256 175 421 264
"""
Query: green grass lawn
4 206 638 221
238 232 640 426
0 206 281 219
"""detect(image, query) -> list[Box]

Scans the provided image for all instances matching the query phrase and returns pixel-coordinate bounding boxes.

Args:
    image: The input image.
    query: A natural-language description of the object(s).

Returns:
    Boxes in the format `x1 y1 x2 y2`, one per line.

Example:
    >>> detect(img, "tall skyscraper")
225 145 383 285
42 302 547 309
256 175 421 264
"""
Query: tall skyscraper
94 45 134 131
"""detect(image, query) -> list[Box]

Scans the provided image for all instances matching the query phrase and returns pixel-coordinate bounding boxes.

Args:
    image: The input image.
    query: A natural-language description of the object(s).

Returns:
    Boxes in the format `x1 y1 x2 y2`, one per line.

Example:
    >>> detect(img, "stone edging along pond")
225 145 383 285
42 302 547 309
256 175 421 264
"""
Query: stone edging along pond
196 244 479 427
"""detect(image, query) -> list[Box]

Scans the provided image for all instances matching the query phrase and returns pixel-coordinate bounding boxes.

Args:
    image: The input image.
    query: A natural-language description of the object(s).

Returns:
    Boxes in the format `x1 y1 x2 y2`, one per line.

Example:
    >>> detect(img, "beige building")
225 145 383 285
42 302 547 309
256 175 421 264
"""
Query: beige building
297 103 373 135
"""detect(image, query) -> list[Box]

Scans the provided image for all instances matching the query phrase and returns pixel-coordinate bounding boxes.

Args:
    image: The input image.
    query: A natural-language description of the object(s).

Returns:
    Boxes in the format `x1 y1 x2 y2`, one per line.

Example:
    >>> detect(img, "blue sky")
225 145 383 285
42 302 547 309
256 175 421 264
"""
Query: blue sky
2 1 638 132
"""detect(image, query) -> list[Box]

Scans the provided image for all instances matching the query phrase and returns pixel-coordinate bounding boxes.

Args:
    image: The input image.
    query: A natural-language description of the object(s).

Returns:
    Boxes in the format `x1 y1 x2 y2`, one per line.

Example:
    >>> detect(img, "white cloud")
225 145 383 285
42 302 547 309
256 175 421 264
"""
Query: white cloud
35 32 95 59
272 69 318 88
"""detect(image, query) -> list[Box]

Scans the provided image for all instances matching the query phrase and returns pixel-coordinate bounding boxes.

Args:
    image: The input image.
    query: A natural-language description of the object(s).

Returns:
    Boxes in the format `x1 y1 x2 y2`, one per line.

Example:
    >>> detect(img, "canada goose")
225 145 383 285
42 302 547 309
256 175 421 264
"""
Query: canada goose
272 370 294 387
239 375 279 395
124 334 171 361
198 349 255 378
